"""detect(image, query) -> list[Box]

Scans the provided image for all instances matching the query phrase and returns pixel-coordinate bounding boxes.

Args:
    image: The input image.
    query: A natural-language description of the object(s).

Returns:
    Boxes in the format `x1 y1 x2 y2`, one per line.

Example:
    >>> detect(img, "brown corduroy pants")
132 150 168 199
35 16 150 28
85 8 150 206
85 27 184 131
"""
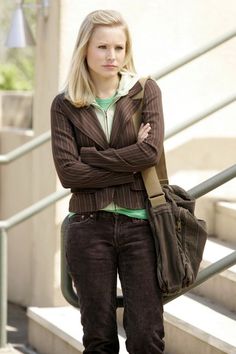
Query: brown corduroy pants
66 211 165 354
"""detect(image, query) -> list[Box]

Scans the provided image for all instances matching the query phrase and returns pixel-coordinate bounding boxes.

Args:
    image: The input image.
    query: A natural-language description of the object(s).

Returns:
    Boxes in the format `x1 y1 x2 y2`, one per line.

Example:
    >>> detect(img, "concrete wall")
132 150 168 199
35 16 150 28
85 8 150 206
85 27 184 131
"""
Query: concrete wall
1 0 235 307
0 130 34 305
0 92 33 129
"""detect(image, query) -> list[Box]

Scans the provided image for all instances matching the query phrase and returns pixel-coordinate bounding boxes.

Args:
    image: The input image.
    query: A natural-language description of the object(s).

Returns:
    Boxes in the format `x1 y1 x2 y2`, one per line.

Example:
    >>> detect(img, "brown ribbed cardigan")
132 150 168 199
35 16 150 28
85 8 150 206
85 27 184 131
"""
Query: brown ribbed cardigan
50 78 164 212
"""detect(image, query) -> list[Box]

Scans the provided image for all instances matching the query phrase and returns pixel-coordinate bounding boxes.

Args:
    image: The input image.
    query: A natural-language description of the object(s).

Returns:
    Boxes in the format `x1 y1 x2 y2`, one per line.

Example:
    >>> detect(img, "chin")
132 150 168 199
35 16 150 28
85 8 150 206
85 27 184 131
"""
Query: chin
101 72 119 79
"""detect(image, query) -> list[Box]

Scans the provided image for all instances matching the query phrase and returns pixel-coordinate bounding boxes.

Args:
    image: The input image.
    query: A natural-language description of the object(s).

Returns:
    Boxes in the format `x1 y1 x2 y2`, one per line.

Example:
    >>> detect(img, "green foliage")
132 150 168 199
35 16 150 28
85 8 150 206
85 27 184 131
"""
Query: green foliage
0 58 34 91
0 2 35 91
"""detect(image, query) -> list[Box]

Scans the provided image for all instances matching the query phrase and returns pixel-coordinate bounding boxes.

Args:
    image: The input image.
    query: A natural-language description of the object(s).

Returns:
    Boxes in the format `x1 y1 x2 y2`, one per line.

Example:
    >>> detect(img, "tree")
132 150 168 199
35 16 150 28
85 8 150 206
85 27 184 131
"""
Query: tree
0 1 36 91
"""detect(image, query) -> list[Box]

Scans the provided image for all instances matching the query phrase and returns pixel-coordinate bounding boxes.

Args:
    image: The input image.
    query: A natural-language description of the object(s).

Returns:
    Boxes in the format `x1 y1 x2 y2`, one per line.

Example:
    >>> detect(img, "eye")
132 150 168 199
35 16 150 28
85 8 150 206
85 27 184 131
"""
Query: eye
98 45 107 49
116 46 124 50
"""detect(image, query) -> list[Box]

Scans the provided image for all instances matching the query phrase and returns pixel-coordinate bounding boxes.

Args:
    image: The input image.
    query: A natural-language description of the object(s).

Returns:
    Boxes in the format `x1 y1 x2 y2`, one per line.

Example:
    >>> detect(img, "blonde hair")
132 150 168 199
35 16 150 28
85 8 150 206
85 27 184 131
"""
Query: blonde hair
64 10 136 107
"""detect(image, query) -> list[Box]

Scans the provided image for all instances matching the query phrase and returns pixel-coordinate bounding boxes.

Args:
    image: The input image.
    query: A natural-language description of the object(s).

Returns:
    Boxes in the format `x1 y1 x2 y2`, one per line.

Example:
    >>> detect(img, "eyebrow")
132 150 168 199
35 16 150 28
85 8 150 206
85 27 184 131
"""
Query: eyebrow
97 42 125 45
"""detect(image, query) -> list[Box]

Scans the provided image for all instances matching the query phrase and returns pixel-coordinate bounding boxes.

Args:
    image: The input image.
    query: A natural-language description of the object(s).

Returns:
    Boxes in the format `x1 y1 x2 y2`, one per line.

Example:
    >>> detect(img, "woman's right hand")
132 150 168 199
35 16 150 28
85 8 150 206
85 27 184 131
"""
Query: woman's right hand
137 123 151 143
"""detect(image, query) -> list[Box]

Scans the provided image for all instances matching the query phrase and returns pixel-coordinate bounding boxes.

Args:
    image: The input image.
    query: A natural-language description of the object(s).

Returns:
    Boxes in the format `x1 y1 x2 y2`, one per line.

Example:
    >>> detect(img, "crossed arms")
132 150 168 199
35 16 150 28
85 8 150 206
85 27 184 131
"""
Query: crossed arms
51 80 164 189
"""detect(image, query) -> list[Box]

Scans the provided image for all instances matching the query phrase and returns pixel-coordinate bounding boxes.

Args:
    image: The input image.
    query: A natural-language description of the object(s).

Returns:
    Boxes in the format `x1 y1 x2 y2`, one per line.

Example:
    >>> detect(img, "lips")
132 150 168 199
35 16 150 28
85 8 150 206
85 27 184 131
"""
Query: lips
103 65 117 68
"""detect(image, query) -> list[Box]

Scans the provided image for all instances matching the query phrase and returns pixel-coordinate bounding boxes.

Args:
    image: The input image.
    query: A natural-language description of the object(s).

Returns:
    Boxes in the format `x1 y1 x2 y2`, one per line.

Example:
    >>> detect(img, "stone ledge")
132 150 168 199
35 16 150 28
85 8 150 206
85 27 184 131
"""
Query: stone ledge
27 307 84 352
215 201 236 247
0 345 22 353
27 306 127 354
164 295 236 354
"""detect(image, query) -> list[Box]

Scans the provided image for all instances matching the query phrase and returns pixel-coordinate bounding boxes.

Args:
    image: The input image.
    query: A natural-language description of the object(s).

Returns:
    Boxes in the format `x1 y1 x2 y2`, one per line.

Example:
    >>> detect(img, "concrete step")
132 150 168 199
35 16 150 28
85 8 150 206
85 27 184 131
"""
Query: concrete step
0 346 24 354
214 201 236 247
164 109 236 235
192 238 236 312
28 299 236 354
27 306 127 354
164 294 236 354
167 169 236 234
165 107 236 177
117 238 236 314
28 306 83 354
165 136 236 178
117 237 236 313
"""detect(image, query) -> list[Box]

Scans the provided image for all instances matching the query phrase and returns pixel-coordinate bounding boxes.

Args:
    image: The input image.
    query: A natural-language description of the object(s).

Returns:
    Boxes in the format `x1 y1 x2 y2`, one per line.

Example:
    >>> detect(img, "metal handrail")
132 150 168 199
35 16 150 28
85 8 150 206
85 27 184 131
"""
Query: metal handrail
0 28 235 348
0 30 235 166
165 94 236 139
0 170 235 346
60 164 236 308
0 124 235 348
1 90 235 166
0 189 69 231
164 250 236 304
0 131 51 164
152 28 236 79
0 187 70 347
188 164 236 198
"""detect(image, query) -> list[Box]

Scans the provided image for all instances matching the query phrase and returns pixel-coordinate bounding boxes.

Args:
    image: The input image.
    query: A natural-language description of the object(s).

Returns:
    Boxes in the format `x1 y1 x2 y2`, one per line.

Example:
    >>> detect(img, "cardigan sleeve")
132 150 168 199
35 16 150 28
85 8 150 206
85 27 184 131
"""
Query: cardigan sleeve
50 95 134 189
80 79 164 172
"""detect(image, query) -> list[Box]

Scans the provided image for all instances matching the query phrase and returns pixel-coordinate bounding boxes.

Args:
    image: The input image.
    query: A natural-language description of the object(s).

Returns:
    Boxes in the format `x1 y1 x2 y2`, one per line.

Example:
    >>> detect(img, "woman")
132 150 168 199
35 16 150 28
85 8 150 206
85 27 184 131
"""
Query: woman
51 9 165 354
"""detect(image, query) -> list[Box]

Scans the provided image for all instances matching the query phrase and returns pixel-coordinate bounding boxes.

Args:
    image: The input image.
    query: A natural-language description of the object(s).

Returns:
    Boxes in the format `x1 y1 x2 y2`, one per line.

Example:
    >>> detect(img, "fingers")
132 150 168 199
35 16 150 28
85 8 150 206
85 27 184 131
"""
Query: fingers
137 123 151 143
141 123 151 134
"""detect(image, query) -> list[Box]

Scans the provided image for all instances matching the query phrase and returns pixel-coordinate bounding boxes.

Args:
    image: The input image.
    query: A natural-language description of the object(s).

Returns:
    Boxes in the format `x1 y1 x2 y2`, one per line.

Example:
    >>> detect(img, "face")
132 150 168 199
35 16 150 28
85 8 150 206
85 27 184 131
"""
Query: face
86 25 127 81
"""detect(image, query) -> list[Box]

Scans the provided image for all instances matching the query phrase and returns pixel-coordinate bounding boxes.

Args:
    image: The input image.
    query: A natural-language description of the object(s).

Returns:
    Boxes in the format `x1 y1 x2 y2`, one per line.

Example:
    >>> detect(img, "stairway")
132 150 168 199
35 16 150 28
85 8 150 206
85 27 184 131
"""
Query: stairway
27 109 236 353
164 237 236 354
27 199 236 354
27 239 236 354
161 116 236 353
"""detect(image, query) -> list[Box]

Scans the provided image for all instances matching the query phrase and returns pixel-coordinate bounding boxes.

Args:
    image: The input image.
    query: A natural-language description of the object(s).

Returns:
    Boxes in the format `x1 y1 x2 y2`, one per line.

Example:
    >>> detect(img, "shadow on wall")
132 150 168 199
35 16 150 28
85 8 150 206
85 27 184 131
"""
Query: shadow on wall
166 137 236 175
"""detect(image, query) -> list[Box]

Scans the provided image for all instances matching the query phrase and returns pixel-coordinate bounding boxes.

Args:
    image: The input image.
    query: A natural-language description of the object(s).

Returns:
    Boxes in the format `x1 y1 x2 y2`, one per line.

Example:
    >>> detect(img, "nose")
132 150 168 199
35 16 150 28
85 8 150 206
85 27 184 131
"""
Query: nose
106 48 115 61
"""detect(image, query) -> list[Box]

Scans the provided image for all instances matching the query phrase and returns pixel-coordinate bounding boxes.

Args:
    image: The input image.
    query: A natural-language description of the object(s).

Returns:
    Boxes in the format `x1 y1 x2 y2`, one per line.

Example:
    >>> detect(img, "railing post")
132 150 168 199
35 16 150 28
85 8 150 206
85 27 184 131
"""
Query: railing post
0 228 7 348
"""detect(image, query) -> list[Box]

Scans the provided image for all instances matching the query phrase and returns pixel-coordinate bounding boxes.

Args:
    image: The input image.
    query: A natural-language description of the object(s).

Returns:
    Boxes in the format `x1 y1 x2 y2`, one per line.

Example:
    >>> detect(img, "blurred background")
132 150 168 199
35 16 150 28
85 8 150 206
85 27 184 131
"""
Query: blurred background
0 1 236 353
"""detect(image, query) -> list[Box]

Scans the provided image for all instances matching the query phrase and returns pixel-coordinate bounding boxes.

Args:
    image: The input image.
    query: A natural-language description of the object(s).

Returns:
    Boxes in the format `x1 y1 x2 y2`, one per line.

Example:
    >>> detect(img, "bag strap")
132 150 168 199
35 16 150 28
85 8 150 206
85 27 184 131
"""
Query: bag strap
132 77 167 208
141 167 166 207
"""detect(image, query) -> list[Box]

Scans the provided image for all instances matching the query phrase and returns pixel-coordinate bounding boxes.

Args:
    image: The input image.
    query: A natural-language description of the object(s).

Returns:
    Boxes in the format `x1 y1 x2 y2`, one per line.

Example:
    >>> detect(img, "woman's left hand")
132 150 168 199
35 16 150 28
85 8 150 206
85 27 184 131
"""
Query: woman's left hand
137 123 151 143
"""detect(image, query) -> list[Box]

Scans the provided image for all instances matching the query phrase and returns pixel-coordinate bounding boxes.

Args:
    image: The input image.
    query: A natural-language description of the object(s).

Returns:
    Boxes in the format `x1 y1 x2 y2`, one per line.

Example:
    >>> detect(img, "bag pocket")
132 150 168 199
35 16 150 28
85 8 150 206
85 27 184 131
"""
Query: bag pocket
174 205 207 287
148 203 186 294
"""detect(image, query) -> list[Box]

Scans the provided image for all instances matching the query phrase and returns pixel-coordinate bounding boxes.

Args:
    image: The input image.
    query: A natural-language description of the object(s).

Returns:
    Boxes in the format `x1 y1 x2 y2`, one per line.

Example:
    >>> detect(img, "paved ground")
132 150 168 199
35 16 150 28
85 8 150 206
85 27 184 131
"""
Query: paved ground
5 302 38 354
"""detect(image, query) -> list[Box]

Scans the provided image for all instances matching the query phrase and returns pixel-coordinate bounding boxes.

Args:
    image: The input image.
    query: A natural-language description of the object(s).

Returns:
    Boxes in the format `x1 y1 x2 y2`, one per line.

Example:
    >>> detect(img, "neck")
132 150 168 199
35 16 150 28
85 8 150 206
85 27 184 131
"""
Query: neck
91 75 120 98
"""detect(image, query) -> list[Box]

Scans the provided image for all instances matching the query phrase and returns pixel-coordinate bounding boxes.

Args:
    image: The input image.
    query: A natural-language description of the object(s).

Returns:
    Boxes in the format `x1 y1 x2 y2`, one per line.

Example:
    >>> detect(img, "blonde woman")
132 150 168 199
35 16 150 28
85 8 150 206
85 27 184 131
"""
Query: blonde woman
51 9 165 354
